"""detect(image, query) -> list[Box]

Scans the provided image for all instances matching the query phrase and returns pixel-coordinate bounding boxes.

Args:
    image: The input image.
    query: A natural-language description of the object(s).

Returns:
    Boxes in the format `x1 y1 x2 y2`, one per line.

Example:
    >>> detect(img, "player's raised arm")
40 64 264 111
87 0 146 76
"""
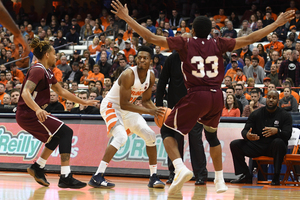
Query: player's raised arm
0 2 30 56
111 0 169 49
234 10 295 50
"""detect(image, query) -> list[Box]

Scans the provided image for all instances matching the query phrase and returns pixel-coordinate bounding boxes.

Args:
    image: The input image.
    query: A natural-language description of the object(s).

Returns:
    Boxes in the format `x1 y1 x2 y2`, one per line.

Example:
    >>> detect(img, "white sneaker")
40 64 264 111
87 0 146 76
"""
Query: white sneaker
168 167 193 195
214 179 228 193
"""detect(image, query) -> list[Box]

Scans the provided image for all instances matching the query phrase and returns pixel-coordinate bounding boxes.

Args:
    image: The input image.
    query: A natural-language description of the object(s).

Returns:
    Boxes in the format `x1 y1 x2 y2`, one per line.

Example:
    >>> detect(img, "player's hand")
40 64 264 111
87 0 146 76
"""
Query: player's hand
275 10 295 27
262 127 278 137
246 128 260 141
150 107 165 117
14 33 31 56
36 108 50 122
111 0 129 20
81 100 99 107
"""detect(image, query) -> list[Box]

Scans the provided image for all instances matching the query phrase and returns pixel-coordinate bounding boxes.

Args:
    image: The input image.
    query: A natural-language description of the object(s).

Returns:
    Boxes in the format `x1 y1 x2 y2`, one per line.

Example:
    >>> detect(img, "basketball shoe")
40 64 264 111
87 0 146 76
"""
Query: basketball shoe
27 162 50 186
58 173 87 189
148 174 165 188
88 173 115 188
214 179 228 193
168 166 193 195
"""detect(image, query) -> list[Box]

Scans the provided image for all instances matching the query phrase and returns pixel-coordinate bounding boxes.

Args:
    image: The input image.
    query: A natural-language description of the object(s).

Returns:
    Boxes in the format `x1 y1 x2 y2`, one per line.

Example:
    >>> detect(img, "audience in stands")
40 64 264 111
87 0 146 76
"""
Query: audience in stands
222 94 241 117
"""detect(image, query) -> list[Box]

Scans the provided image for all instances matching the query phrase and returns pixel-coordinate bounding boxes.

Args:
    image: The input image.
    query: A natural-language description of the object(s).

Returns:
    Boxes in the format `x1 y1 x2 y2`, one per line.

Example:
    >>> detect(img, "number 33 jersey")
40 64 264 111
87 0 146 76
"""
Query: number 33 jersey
104 66 151 106
166 36 236 89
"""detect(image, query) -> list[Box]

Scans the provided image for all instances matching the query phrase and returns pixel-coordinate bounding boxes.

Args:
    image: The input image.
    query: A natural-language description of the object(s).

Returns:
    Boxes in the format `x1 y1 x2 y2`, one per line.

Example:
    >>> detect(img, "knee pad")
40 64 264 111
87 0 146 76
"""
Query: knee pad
45 135 60 151
110 125 128 150
58 125 73 154
161 124 177 140
141 128 156 147
204 129 220 147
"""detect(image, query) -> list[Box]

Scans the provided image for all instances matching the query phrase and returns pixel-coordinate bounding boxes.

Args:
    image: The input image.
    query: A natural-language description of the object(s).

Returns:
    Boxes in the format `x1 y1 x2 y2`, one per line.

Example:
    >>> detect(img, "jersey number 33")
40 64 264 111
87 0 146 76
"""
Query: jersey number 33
191 55 219 78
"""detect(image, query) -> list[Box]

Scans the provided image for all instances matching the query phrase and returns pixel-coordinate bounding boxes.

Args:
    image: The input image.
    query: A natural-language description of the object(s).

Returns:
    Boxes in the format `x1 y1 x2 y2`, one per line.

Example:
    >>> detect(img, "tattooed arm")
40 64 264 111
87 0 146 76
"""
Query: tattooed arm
21 80 50 122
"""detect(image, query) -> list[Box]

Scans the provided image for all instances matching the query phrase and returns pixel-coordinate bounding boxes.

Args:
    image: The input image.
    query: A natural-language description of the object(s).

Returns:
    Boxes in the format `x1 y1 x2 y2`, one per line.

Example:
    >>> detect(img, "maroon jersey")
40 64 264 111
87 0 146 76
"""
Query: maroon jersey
18 63 57 111
167 36 236 89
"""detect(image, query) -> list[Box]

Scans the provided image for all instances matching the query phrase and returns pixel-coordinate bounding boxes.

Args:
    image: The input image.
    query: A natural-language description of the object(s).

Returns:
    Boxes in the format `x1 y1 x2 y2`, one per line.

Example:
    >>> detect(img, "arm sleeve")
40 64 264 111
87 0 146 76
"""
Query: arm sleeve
156 55 171 107
216 37 236 53
278 111 293 143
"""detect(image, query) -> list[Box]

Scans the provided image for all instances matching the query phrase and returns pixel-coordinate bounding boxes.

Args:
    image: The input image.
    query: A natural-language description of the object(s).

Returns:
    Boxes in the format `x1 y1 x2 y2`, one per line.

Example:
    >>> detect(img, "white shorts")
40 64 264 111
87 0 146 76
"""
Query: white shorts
100 98 152 138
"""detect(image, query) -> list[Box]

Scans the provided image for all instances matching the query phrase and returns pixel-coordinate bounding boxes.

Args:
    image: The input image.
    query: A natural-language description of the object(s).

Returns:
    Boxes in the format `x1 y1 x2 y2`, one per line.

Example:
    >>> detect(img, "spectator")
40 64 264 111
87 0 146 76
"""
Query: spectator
253 20 268 42
66 25 80 45
49 64 63 82
224 76 232 89
267 63 280 87
222 21 237 38
225 61 238 80
146 19 156 33
71 18 81 34
264 7 278 21
70 91 99 114
155 11 169 27
222 94 240 117
283 38 295 51
224 53 244 74
26 24 34 39
0 71 7 86
257 43 268 64
242 89 265 117
82 24 93 41
34 18 49 34
15 46 29 69
286 0 298 12
113 58 129 80
45 91 64 112
5 81 14 95
229 12 240 29
0 83 6 104
95 80 103 96
274 24 288 42
87 64 105 85
278 50 300 86
114 15 126 31
63 62 83 84
83 50 95 70
164 22 174 37
279 81 300 104
57 56 71 79
177 21 190 33
97 54 112 78
214 8 227 28
234 67 247 83
169 10 183 30
80 18 90 38
241 4 257 22
58 19 69 37
10 64 24 84
246 57 265 84
53 30 67 50
251 47 265 69
239 45 252 60
289 10 300 31
116 33 125 50
123 40 136 62
230 91 292 186
264 33 284 56
263 12 275 27
235 84 249 110
238 20 253 37
279 87 298 112
65 100 74 112
265 51 280 75
69 51 81 67
248 14 257 31
243 56 252 76
10 89 20 105
88 37 101 57
2 93 11 105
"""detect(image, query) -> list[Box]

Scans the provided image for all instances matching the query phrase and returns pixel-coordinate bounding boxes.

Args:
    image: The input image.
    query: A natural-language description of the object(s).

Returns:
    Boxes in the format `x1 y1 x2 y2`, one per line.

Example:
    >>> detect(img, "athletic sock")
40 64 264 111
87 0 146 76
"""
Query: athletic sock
61 166 71 177
215 170 224 181
95 160 108 175
36 157 47 169
149 164 157 176
173 158 185 173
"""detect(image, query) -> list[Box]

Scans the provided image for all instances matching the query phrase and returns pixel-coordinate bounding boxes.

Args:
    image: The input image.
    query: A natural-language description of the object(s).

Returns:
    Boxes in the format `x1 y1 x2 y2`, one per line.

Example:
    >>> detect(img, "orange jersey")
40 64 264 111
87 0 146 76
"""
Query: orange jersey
123 30 133 41
176 27 190 33
224 68 237 80
88 45 101 55
123 48 136 62
235 74 247 82
52 67 63 82
0 79 8 86
263 13 278 21
80 75 89 85
279 90 299 104
264 41 284 56
100 16 110 29
87 72 105 85
213 15 227 27
11 69 24 83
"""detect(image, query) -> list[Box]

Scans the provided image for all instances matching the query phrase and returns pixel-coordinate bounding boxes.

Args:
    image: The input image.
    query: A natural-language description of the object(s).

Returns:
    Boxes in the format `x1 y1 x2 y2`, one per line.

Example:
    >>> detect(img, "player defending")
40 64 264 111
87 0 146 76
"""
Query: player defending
111 0 295 195
88 46 165 189
16 38 98 188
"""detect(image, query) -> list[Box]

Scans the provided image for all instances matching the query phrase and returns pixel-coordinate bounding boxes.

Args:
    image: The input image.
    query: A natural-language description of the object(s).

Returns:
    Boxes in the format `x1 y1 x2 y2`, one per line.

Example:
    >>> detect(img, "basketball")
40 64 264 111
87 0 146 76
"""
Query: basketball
154 108 172 128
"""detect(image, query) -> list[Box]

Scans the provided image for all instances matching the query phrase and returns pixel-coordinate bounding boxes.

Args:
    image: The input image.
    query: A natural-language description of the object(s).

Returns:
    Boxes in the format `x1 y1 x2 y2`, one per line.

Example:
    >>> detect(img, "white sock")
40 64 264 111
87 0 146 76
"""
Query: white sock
215 170 224 181
36 157 47 169
95 160 108 175
172 158 185 172
61 166 71 177
149 164 157 176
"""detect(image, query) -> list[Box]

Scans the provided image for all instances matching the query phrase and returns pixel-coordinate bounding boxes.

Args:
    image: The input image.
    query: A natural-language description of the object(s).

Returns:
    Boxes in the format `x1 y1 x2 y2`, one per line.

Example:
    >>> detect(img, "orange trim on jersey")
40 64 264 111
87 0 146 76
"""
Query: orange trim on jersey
106 114 117 123
105 108 115 115
107 121 117 134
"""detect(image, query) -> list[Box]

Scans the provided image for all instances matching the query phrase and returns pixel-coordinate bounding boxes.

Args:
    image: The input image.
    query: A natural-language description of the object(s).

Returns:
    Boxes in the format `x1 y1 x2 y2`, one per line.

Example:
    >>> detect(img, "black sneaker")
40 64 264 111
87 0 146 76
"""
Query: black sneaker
166 172 175 184
58 173 87 189
88 173 115 188
27 162 50 186
148 174 165 188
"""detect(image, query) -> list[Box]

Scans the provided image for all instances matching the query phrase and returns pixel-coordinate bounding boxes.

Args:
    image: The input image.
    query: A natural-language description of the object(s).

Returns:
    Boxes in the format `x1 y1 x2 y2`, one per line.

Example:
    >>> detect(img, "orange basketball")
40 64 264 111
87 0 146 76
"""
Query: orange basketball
154 108 172 128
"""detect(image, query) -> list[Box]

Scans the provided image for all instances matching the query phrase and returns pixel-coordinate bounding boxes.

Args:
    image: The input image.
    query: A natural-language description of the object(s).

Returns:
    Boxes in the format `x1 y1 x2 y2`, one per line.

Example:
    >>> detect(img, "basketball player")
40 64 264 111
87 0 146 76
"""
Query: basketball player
0 2 30 55
88 46 165 189
16 38 98 188
111 0 295 195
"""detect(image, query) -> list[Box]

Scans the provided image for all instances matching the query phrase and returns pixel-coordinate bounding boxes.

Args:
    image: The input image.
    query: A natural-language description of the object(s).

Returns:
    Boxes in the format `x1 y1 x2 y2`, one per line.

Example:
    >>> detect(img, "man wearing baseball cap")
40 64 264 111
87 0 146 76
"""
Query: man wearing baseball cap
225 52 244 74
66 25 79 45
123 39 136 62
155 10 169 27
289 10 300 31
263 6 278 21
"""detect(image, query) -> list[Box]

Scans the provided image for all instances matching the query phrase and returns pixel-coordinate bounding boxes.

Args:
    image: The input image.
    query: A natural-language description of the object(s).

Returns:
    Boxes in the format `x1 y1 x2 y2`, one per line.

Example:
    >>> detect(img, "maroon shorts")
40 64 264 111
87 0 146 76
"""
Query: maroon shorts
16 109 64 143
164 88 223 135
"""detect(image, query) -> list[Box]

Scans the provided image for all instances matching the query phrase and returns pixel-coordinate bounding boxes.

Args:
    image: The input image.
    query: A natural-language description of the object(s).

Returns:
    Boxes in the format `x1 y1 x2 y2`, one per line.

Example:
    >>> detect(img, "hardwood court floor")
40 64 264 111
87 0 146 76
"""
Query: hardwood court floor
1 172 300 200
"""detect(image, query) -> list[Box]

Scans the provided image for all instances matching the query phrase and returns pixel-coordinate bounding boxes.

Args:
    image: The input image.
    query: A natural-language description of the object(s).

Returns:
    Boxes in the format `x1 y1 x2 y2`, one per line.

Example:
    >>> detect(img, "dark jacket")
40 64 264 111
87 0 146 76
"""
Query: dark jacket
97 61 112 78
45 101 64 113
63 70 83 83
65 32 79 44
70 106 100 114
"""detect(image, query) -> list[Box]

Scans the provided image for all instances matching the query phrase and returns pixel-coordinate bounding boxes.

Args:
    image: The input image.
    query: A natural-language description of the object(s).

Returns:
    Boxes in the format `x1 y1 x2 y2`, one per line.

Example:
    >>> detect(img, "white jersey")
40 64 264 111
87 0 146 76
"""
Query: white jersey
105 66 151 105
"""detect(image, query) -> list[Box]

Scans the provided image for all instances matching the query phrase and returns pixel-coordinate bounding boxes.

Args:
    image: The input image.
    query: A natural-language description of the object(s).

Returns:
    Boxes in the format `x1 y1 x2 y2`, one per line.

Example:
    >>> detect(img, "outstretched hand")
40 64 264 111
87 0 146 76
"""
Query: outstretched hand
111 0 129 20
275 10 295 27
